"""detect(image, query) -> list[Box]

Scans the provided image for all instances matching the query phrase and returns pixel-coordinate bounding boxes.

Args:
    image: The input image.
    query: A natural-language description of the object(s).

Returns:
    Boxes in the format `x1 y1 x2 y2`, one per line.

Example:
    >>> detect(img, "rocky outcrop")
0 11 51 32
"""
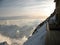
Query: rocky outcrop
0 41 9 45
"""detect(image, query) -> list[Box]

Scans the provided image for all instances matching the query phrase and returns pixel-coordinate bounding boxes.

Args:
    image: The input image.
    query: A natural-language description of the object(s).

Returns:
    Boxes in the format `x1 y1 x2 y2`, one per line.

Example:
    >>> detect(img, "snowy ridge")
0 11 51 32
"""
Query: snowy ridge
23 23 47 45
23 11 55 45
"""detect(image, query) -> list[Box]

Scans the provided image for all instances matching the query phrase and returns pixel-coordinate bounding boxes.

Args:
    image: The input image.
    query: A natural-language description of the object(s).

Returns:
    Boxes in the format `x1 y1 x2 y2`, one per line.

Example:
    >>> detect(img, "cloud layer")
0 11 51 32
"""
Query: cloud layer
0 0 55 17
0 0 52 7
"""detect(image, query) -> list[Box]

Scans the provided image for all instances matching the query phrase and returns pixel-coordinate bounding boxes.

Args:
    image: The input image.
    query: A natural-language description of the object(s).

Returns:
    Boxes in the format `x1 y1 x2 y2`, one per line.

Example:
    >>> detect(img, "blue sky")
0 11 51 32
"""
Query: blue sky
0 0 55 17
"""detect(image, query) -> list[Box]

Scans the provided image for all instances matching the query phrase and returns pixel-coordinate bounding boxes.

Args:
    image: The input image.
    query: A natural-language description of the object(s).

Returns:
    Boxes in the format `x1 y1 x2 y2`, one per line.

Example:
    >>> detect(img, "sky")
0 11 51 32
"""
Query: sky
0 0 55 44
0 0 55 17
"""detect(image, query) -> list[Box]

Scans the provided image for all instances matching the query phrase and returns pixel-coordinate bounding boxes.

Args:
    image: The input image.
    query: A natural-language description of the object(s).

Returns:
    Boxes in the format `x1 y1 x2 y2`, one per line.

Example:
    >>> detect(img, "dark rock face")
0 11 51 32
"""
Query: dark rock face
45 0 60 45
45 31 60 45
55 0 60 24
0 41 9 45
49 0 60 30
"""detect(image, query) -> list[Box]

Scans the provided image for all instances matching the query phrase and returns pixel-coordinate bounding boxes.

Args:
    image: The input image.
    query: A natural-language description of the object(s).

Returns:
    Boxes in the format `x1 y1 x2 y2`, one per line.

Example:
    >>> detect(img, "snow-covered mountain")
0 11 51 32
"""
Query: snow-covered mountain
23 10 55 45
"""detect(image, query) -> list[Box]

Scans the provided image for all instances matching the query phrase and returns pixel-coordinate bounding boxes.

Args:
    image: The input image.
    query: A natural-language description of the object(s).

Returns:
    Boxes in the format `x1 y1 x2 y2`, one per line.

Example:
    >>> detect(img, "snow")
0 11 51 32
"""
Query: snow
23 23 47 45
23 15 55 45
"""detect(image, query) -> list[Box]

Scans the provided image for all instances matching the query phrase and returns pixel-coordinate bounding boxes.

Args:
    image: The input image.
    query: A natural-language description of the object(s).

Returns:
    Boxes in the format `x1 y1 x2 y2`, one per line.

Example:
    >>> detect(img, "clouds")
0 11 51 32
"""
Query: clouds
0 0 54 8
0 19 40 38
0 0 55 17
0 0 53 8
0 34 27 45
0 18 42 45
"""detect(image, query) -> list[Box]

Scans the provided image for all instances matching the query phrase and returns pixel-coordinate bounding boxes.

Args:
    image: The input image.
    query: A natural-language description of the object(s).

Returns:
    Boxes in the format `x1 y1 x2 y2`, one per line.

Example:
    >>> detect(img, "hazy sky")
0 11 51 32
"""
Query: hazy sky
0 0 55 17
